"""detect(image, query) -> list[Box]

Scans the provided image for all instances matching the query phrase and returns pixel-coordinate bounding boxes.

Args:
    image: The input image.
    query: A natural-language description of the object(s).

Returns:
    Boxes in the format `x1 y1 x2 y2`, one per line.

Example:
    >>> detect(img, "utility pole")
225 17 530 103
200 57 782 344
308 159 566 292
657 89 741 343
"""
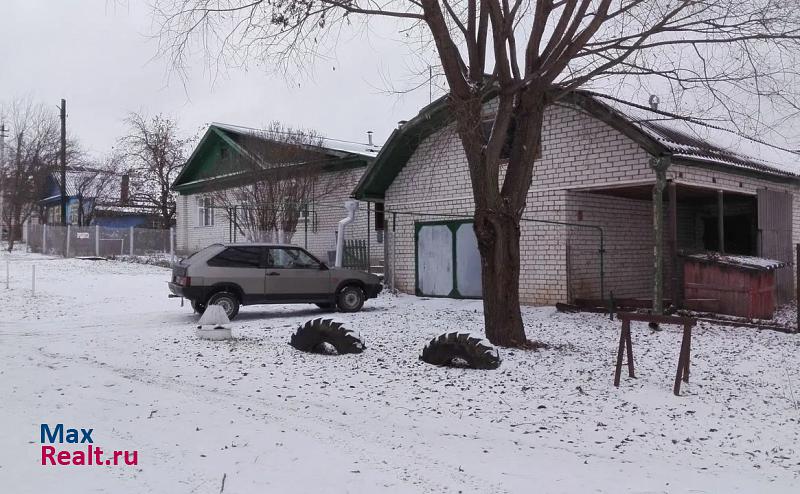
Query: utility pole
59 99 67 226
0 121 7 164
0 122 7 234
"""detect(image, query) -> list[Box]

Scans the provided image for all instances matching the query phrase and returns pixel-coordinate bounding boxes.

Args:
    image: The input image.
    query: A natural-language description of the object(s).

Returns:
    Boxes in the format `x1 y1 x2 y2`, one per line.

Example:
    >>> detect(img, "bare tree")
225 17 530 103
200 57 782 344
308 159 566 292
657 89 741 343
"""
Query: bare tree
0 99 62 251
208 122 346 242
153 0 800 346
70 154 123 226
120 112 189 229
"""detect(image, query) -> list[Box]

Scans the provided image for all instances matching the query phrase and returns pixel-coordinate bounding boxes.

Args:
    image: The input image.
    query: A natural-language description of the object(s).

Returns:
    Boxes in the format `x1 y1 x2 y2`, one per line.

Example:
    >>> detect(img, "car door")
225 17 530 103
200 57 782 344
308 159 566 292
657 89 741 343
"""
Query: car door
205 246 267 301
265 247 331 300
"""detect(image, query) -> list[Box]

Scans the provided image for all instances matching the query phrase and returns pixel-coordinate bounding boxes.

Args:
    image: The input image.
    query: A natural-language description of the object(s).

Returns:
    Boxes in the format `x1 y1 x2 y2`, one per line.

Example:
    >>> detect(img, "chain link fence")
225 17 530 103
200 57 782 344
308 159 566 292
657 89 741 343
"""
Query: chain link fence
26 223 175 259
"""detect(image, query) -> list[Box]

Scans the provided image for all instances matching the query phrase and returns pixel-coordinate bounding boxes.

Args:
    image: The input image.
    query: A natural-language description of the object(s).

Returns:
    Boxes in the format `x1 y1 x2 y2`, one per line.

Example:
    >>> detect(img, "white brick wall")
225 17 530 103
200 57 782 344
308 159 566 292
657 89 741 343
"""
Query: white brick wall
384 100 799 306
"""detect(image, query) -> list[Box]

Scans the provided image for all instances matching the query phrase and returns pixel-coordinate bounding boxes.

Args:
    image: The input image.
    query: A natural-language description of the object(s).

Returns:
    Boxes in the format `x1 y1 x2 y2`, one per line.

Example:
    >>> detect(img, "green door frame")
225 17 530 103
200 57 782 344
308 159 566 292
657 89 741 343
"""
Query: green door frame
414 219 481 299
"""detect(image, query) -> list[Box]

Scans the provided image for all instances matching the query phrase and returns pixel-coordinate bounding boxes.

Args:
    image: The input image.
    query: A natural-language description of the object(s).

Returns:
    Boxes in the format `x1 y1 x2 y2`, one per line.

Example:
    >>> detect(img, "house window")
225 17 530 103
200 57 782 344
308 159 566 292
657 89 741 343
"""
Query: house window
198 197 214 227
296 202 317 233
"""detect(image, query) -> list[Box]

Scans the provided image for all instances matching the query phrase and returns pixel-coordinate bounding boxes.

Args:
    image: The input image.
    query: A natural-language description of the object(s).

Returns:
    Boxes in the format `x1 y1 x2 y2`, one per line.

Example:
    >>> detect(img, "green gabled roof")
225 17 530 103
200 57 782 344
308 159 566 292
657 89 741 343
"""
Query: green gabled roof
173 124 376 195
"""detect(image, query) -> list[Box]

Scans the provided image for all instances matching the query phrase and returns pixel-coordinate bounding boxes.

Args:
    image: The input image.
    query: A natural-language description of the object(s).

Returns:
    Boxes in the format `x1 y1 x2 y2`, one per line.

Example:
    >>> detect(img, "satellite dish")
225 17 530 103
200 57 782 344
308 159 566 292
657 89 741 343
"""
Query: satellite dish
648 94 661 110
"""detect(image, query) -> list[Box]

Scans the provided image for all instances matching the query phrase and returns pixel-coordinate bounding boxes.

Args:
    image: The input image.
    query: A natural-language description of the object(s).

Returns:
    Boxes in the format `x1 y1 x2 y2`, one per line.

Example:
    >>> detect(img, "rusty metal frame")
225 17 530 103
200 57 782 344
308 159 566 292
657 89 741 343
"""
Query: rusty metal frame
613 312 697 396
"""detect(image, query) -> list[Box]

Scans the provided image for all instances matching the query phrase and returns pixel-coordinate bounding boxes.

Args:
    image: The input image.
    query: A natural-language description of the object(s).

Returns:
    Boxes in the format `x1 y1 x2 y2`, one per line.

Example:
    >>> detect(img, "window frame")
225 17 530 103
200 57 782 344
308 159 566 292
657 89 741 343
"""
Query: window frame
198 196 215 227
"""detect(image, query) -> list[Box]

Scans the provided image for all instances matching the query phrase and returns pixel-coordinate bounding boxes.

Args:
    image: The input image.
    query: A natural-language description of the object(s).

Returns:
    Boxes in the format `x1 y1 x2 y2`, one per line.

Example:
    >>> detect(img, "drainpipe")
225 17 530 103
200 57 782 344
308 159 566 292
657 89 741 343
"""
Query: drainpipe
335 200 359 267
650 155 672 316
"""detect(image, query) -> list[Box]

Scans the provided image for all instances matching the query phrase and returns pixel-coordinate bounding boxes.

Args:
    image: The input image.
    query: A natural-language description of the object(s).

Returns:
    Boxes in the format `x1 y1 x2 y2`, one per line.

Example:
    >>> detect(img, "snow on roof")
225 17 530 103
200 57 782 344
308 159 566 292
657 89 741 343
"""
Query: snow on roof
684 252 786 271
212 122 381 159
586 92 800 177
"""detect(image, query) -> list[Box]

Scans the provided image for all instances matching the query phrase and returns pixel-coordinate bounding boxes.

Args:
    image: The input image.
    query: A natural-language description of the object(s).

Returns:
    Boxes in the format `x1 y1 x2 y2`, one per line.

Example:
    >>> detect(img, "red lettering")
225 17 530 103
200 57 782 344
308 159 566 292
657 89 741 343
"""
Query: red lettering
41 446 56 465
113 451 122 465
94 446 103 466
73 450 85 465
57 451 71 465
124 451 138 466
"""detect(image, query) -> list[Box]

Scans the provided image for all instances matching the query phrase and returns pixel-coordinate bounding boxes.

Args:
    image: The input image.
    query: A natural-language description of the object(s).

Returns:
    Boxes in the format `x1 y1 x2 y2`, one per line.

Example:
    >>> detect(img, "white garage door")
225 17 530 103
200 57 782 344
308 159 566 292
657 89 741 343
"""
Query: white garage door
416 220 482 298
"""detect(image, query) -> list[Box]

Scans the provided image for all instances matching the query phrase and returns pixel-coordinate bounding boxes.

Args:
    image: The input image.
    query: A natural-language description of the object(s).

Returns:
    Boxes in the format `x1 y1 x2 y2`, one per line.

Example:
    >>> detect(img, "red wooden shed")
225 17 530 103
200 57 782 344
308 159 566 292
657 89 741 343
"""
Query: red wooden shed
683 253 786 319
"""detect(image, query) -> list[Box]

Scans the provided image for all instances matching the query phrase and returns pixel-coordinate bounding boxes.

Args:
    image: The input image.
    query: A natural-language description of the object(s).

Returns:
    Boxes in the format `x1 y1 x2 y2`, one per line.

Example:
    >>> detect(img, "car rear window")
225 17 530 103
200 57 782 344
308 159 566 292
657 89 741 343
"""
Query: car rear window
207 246 263 268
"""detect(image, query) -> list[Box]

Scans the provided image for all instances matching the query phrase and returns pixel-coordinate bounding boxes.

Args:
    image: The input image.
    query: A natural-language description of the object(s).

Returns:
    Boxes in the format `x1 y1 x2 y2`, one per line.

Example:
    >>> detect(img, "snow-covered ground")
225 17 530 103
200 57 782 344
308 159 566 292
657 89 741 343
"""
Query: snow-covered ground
1 250 798 493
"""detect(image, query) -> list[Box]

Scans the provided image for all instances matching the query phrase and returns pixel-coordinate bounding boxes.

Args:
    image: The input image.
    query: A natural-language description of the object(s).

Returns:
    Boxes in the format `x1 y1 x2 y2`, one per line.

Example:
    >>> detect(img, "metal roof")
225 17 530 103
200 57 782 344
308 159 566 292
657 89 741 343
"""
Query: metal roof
353 90 799 200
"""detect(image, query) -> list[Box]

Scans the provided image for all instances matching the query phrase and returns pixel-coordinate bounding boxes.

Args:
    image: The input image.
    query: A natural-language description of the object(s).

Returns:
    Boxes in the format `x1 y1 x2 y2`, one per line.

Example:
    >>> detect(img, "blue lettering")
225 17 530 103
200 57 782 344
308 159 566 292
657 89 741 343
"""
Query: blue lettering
40 424 63 443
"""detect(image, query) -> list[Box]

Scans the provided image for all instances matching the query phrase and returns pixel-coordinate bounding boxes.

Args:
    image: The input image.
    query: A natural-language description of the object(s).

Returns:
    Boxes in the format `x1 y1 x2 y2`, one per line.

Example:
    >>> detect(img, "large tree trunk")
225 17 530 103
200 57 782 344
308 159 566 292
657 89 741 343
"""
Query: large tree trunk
453 89 546 347
474 207 526 346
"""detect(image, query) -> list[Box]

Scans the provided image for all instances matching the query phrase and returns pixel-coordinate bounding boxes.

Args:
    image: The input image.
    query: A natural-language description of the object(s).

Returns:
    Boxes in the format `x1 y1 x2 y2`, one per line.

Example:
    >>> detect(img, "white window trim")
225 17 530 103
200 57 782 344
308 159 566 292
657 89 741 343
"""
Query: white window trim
198 196 215 227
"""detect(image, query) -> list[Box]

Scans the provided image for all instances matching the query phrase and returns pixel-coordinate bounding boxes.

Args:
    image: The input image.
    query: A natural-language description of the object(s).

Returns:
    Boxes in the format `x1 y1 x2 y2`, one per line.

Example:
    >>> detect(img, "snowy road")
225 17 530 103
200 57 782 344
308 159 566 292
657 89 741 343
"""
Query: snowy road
1 252 799 493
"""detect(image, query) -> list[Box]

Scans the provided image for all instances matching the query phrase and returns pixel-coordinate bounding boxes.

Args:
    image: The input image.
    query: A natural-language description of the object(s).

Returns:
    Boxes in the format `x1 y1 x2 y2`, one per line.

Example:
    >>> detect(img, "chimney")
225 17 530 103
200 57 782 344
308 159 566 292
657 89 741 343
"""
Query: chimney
397 120 408 129
120 173 130 204
367 131 374 146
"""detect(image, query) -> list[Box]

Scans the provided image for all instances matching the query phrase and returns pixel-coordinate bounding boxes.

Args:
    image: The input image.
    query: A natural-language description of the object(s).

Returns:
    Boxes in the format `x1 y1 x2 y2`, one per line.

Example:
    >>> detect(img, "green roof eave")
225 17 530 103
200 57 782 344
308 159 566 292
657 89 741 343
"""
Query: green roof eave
352 87 502 201
173 124 372 195
173 152 371 195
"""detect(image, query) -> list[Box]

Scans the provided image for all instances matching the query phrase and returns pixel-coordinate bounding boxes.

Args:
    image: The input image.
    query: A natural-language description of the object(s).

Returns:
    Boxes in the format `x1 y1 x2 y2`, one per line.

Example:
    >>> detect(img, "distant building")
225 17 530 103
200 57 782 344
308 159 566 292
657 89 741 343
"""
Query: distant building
39 168 162 228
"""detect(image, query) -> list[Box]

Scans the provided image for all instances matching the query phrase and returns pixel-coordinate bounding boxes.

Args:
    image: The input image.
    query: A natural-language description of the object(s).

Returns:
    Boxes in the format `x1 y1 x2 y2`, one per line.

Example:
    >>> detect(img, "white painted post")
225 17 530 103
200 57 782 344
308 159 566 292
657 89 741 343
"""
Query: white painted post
25 221 30 253
169 227 175 265
129 226 134 256
42 224 47 254
31 264 35 296
5 259 9 289
66 224 71 258
95 224 100 257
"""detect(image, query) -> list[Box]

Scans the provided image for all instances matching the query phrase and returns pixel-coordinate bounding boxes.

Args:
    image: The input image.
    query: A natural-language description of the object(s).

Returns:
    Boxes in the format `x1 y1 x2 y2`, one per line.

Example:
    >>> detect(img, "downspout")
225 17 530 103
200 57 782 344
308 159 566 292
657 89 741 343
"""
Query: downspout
335 200 359 267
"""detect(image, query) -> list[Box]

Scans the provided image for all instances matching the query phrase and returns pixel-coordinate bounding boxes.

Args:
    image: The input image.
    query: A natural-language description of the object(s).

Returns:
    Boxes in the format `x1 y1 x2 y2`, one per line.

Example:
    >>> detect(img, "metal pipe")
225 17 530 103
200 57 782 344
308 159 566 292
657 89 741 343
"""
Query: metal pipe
718 190 725 254
334 200 358 267
392 212 397 292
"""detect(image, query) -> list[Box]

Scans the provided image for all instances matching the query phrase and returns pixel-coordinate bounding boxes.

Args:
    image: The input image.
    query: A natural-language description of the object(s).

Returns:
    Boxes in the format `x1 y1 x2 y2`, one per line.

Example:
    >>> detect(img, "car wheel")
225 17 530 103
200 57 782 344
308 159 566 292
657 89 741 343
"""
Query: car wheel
336 285 364 313
207 291 240 320
191 300 207 314
315 303 335 311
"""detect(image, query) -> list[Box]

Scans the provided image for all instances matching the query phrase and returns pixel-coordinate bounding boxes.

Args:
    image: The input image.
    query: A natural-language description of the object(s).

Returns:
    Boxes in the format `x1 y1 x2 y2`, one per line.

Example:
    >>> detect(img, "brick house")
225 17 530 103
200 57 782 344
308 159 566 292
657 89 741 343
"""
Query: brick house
353 91 800 307
173 123 382 266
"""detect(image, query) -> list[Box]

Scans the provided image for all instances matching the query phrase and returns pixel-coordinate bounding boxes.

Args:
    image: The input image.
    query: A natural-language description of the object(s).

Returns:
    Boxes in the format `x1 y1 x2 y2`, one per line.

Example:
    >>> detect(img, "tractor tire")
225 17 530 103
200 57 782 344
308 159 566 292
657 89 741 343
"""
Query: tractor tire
420 332 501 370
191 300 207 314
290 318 365 355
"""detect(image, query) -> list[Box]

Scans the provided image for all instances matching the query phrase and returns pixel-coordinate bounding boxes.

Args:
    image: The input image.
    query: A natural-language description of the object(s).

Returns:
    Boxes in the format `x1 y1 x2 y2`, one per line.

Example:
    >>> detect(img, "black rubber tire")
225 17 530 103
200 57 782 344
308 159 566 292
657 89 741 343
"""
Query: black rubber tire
191 300 207 314
420 332 501 370
336 285 365 313
315 303 335 311
207 291 240 320
290 318 365 354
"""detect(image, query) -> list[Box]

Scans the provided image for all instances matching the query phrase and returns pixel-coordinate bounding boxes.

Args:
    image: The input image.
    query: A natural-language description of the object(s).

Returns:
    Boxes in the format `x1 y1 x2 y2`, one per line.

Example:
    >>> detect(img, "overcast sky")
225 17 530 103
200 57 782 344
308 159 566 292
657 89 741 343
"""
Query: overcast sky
0 1 434 158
